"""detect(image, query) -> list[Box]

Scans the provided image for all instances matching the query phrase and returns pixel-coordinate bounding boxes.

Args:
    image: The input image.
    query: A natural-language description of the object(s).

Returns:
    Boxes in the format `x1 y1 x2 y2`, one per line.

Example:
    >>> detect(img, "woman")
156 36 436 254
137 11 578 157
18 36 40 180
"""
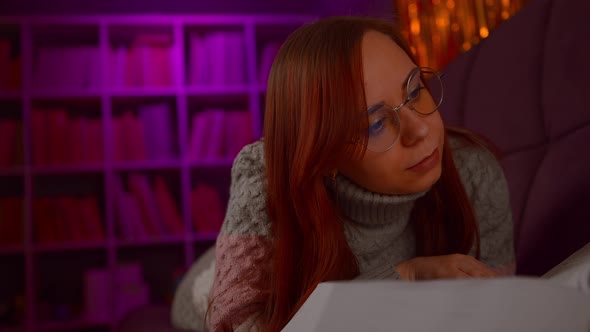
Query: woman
207 16 515 331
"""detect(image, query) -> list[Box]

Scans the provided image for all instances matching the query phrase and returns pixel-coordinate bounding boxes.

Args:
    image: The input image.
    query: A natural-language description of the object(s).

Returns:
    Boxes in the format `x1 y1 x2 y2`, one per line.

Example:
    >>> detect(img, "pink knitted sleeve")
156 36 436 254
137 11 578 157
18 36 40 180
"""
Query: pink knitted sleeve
208 141 273 331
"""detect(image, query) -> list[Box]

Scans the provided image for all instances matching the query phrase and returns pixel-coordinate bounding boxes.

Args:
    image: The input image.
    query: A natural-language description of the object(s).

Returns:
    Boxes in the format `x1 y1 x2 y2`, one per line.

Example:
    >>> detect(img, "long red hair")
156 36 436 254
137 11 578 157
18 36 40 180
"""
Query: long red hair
260 16 481 331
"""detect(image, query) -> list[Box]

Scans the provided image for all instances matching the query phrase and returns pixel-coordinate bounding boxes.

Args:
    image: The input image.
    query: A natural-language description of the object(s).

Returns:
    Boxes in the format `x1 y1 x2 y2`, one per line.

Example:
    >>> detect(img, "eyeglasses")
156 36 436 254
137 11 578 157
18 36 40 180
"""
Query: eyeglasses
366 67 444 153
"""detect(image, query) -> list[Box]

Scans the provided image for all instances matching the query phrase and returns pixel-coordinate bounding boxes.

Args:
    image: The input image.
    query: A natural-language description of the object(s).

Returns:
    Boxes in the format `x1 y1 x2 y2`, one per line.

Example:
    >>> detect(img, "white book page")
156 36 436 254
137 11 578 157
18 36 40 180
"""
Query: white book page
283 277 590 332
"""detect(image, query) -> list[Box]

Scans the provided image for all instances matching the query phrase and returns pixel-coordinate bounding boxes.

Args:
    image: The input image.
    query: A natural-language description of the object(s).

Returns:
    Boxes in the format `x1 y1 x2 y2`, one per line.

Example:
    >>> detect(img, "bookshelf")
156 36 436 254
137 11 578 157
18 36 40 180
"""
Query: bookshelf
0 14 315 331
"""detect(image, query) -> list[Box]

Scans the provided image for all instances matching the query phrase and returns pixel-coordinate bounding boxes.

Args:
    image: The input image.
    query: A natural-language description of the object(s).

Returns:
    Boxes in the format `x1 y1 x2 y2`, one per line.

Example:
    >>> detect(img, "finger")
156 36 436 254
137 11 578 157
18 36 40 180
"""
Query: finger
460 258 498 278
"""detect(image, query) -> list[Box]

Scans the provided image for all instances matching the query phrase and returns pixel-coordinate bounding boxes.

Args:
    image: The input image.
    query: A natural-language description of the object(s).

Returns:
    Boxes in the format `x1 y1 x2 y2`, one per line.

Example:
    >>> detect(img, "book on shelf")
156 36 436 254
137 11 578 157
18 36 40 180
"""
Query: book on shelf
0 39 10 90
137 103 175 161
0 119 22 167
34 46 101 90
153 176 184 235
188 31 246 85
127 174 166 235
0 39 21 90
259 41 281 84
32 109 104 166
0 198 23 246
187 109 253 161
84 263 149 322
113 173 183 240
33 196 104 244
113 175 142 240
110 33 174 88
191 183 224 233
113 104 175 162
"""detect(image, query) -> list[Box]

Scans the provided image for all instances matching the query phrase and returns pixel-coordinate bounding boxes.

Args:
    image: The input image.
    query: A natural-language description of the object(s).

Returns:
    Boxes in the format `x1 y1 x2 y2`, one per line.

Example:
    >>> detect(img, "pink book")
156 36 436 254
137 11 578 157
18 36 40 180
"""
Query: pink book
84 268 111 321
126 192 149 239
127 174 166 236
126 46 141 87
112 116 125 162
79 196 104 241
138 103 174 160
47 110 70 164
187 111 211 161
204 110 226 159
208 33 227 85
259 42 281 84
144 45 173 87
153 177 184 235
31 110 48 165
0 119 18 167
188 34 205 85
191 183 224 233
0 39 10 89
111 45 128 88
227 33 246 85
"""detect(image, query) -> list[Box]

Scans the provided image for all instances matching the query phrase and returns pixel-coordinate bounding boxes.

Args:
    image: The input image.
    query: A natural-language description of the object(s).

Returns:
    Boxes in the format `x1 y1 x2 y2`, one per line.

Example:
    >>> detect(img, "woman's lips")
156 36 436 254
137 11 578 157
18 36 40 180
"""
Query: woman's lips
407 147 439 173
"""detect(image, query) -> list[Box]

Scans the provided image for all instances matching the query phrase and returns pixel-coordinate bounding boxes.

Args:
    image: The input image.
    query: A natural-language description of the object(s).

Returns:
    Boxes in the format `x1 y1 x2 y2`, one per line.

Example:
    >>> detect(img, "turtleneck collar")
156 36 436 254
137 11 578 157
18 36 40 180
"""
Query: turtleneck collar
329 174 428 226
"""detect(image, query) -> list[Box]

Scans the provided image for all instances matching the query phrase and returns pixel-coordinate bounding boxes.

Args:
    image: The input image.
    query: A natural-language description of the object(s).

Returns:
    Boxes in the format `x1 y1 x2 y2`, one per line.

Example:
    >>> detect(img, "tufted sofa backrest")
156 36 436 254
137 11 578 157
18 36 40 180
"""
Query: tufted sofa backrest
434 0 590 275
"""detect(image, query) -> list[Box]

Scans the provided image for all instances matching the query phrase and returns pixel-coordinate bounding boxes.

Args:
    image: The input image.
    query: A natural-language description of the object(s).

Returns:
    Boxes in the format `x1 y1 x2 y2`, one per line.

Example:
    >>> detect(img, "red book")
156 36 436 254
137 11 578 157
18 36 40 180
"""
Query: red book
8 56 21 90
50 198 69 241
127 174 165 236
31 110 49 165
0 198 23 245
56 197 85 241
79 196 104 240
88 119 104 162
191 183 224 233
153 177 184 235
69 118 85 164
0 119 18 167
33 198 56 243
113 176 137 240
0 39 10 90
47 110 70 165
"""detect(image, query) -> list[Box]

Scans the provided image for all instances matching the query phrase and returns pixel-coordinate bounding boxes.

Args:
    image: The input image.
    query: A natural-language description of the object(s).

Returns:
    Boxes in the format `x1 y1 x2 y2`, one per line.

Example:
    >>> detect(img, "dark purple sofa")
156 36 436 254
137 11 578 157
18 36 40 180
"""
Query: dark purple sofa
436 0 590 276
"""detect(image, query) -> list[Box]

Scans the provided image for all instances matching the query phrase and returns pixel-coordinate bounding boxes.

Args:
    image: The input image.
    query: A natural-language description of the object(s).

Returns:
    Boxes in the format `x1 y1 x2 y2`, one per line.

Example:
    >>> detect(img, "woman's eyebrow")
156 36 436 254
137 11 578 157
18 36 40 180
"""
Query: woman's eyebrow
366 67 418 114
367 102 385 115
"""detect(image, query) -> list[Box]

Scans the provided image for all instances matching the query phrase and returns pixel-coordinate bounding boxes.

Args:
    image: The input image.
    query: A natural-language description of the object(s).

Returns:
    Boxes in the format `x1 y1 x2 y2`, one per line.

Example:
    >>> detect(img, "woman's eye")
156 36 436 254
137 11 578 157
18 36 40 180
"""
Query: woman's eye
369 118 386 136
408 85 424 100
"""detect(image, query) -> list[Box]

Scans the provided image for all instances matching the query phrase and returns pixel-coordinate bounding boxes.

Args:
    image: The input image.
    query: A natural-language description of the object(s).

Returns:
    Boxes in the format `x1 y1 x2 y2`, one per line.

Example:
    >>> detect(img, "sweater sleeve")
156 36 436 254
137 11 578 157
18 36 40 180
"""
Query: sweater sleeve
208 141 272 331
450 136 516 275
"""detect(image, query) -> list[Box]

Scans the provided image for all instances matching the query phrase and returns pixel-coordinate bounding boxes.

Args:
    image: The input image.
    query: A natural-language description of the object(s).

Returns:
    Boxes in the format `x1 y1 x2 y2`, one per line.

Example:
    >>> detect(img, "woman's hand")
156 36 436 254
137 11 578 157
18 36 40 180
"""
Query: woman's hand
395 254 498 281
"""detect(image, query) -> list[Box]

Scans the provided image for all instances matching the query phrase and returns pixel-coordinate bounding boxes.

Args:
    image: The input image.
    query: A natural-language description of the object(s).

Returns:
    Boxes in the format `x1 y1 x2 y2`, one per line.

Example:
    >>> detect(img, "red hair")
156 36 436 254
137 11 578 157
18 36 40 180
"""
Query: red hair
260 17 482 331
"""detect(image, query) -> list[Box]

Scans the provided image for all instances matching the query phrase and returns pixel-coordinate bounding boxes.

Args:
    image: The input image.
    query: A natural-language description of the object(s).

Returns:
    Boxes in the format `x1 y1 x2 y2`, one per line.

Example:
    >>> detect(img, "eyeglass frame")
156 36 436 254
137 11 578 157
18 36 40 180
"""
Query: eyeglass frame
366 66 445 153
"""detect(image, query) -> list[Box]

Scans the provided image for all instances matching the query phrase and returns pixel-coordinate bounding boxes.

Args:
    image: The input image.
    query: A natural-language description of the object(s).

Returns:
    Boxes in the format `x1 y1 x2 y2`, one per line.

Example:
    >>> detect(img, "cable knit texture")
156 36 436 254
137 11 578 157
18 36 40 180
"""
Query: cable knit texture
207 133 515 331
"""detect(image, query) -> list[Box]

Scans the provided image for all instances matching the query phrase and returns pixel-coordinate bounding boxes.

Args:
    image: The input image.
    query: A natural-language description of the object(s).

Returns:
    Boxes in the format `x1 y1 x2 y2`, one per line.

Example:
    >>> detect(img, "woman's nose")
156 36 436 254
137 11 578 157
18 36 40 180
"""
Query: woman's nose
398 107 430 147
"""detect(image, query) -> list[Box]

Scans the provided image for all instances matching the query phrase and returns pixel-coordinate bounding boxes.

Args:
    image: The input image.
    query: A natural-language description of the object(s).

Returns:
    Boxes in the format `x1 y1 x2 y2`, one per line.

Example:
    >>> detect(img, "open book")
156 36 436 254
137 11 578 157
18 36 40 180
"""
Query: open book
283 243 590 332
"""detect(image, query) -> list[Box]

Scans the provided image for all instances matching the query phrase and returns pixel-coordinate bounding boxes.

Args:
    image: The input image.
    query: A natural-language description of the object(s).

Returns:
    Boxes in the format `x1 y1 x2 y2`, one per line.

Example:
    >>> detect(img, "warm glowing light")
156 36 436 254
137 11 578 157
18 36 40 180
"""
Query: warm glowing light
410 20 421 35
447 0 455 9
479 27 489 38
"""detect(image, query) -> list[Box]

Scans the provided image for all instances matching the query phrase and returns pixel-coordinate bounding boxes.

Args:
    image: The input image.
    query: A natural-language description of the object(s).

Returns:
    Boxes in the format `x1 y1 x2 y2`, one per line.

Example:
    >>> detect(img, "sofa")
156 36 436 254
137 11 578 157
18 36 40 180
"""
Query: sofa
434 0 590 276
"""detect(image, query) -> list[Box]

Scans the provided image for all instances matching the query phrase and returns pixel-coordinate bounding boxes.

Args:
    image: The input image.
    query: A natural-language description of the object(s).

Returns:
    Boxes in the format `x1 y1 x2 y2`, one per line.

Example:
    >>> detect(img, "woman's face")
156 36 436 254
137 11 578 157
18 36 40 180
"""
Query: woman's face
338 30 445 195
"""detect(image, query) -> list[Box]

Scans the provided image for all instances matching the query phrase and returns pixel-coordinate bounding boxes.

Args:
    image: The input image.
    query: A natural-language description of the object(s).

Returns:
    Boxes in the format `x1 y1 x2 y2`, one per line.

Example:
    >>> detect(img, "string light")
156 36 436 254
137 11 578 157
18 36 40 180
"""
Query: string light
394 0 529 69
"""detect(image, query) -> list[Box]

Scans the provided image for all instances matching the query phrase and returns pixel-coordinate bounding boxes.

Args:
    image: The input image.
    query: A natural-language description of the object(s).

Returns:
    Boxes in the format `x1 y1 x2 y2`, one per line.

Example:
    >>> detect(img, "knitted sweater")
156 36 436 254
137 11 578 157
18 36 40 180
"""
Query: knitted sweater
208 134 515 331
